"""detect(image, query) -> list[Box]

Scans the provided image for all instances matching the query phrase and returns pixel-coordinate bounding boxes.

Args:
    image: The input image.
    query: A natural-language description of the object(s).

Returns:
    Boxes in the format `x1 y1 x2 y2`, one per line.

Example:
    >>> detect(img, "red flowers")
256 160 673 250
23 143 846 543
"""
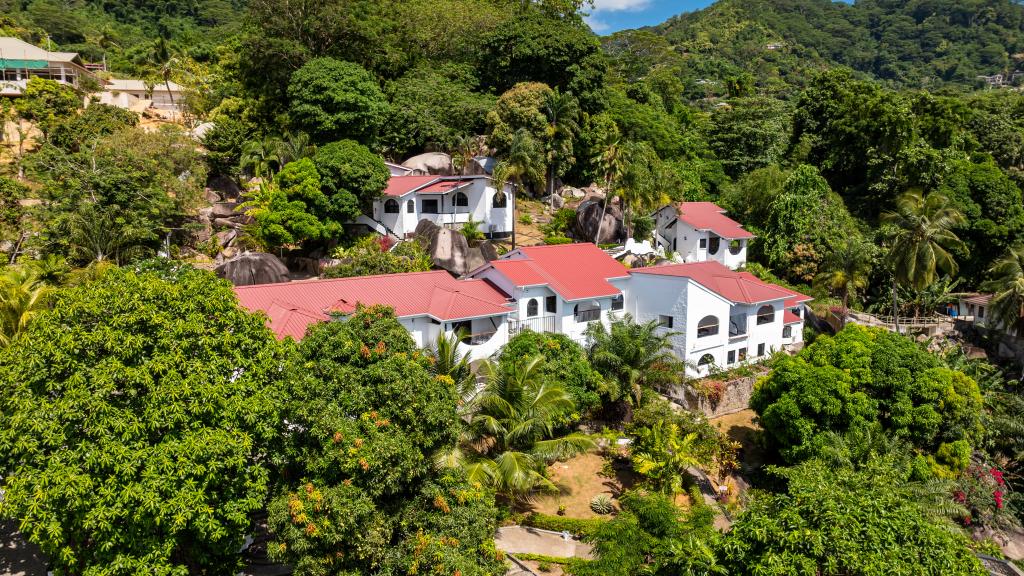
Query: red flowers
990 467 1005 487
994 490 1004 509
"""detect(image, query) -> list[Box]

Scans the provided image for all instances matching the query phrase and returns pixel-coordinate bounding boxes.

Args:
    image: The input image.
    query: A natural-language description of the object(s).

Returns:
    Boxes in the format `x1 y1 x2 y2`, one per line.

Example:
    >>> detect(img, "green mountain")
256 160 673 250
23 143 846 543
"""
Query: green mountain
604 0 1024 95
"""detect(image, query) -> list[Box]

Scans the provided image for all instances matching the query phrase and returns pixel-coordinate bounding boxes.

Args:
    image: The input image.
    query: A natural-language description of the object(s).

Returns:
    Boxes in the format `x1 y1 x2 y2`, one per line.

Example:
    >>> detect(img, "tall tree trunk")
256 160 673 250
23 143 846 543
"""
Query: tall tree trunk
892 280 900 334
594 177 611 244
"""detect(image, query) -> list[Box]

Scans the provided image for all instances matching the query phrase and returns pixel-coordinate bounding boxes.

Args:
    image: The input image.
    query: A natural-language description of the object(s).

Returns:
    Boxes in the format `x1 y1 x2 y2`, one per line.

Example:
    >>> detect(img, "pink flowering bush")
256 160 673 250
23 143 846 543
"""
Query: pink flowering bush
954 464 1017 530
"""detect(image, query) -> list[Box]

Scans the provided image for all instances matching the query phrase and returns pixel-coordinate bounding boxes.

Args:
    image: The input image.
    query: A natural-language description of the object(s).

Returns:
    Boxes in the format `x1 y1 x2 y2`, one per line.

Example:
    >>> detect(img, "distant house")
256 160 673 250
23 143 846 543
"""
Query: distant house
368 175 514 239
955 293 1023 337
654 202 754 270
236 243 812 376
385 161 414 176
97 78 184 111
0 37 100 96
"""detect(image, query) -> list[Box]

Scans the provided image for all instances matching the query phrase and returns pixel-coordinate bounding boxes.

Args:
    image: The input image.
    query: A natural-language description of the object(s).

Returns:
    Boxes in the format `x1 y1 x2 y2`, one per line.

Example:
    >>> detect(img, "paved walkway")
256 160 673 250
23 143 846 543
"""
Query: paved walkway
494 526 593 560
687 467 733 531
0 520 47 576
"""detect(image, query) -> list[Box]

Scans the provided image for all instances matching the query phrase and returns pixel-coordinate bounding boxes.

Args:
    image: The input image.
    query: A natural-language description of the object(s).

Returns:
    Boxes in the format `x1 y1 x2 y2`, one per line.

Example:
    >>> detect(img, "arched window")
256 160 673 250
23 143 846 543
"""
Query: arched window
384 199 399 213
708 236 721 255
527 299 539 317
574 301 601 323
698 353 715 367
697 315 719 338
492 193 507 208
729 239 743 255
453 192 469 207
756 305 775 325
406 199 415 213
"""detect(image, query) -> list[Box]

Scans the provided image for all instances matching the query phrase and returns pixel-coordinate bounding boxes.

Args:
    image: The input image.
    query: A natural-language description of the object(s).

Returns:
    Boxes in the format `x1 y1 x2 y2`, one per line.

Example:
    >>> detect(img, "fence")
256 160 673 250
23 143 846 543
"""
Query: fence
508 316 557 337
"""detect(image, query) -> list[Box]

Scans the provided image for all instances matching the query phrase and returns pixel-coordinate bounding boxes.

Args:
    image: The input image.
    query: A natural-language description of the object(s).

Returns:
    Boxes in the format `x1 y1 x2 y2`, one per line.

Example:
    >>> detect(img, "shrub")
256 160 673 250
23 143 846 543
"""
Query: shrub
522 513 606 538
544 236 573 245
590 494 614 515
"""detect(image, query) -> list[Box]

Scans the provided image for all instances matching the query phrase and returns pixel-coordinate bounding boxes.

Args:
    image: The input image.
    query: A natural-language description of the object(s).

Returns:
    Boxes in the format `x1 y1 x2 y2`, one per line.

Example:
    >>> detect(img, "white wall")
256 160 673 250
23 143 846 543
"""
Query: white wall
373 179 514 239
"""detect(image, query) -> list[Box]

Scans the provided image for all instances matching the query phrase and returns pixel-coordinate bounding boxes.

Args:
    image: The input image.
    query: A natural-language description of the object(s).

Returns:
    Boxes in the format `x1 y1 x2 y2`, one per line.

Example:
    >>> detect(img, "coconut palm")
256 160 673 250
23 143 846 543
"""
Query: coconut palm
594 139 623 244
240 136 285 180
450 355 595 500
542 89 580 202
815 236 873 323
585 313 683 409
63 205 154 265
0 266 49 346
982 244 1024 335
427 330 478 415
631 421 707 495
277 132 315 166
883 189 966 291
492 129 544 249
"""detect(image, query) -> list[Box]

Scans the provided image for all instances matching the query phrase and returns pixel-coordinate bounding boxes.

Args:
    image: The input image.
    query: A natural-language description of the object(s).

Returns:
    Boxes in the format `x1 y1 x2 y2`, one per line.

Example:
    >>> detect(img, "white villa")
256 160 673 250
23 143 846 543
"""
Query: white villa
0 37 99 96
368 175 515 240
654 202 754 270
235 243 810 376
96 78 185 111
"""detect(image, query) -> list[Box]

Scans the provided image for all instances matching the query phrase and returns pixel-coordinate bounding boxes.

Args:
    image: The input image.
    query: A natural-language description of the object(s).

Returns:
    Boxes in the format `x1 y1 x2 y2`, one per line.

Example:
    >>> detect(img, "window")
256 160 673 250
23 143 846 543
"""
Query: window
611 295 624 311
790 307 802 319
783 325 793 338
545 296 557 314
756 305 775 325
406 199 415 213
492 193 507 208
979 306 986 319
757 343 765 357
698 354 715 367
729 239 743 255
697 315 719 338
574 302 601 323
384 199 399 213
422 199 439 214
708 237 721 255
453 192 469 207
738 348 747 362
658 315 674 328
527 299 539 317
727 350 735 364
699 238 707 249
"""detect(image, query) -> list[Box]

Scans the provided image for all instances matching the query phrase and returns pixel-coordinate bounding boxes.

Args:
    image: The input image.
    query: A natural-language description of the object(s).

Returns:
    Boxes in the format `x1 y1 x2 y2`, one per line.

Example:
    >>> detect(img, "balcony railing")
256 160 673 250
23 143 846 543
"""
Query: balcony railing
574 309 601 323
509 315 557 336
460 331 498 346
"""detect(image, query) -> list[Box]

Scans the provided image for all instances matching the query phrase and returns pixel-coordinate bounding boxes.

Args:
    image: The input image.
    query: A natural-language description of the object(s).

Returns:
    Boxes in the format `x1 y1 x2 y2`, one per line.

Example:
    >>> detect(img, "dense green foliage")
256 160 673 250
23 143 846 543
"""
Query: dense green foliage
497 331 606 417
0 266 282 574
752 325 985 465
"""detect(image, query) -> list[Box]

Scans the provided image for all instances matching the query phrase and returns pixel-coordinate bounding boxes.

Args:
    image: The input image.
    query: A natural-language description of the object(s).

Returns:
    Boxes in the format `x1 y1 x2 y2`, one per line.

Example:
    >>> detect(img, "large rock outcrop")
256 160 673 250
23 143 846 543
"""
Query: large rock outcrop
402 152 454 176
414 220 498 276
574 197 624 244
215 252 290 286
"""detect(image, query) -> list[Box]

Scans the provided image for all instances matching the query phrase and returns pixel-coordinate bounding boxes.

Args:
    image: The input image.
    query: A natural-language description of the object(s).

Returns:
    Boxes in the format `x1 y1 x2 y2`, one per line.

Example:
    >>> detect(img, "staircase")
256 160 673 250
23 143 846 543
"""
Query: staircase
355 214 401 241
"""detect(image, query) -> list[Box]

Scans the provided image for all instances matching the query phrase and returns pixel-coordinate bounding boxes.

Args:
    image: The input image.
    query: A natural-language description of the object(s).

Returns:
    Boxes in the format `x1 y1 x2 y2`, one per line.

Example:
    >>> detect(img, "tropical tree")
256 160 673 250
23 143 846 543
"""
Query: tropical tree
454 356 595 500
0 266 48 346
594 139 624 243
631 421 708 495
542 88 580 201
427 329 477 414
492 129 544 248
814 236 874 322
276 131 316 166
883 189 966 291
982 244 1024 335
240 135 284 180
586 314 682 410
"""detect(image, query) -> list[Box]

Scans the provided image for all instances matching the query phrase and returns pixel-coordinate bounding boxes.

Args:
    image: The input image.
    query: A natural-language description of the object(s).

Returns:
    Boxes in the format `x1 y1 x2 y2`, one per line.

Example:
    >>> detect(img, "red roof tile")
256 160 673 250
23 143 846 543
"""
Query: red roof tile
418 179 472 195
235 271 512 340
630 261 807 305
676 202 754 239
383 175 440 197
784 310 802 325
480 243 629 301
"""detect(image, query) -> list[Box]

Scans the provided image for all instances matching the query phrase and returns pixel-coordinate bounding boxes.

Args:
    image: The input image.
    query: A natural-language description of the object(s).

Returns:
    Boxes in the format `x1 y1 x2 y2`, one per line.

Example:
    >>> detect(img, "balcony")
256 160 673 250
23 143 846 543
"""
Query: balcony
729 315 747 338
509 315 557 336
461 331 498 346
574 309 601 323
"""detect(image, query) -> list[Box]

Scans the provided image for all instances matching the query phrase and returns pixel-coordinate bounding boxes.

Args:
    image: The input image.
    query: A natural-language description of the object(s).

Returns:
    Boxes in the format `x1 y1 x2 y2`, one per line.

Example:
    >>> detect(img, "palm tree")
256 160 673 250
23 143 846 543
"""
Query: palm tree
883 190 966 290
594 139 623 244
0 266 48 346
814 237 873 324
63 206 154 265
586 314 683 410
450 135 478 176
492 129 544 249
982 244 1024 335
448 355 595 500
542 89 580 204
240 136 285 180
883 190 965 327
631 421 707 495
277 132 315 166
427 330 478 416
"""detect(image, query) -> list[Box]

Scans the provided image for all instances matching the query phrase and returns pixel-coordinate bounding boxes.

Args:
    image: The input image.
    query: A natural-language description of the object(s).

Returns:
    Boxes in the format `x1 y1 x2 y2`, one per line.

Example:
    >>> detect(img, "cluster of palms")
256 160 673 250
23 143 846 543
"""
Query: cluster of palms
239 132 316 181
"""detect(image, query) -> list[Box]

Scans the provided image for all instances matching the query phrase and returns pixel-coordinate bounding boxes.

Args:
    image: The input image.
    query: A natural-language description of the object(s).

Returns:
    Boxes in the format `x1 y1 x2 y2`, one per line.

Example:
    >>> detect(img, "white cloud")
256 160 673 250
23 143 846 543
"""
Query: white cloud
584 14 611 32
590 0 651 11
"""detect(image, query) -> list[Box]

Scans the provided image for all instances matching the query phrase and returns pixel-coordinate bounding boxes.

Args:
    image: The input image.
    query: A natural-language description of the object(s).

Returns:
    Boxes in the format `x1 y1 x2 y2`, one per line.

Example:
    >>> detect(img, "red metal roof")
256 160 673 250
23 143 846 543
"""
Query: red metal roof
235 271 512 340
630 261 808 305
418 179 472 195
481 243 629 301
783 310 802 325
677 202 754 240
383 175 440 197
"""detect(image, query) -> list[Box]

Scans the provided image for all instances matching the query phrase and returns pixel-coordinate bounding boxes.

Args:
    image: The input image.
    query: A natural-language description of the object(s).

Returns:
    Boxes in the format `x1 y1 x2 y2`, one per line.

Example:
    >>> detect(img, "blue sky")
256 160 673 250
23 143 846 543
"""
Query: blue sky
584 0 715 34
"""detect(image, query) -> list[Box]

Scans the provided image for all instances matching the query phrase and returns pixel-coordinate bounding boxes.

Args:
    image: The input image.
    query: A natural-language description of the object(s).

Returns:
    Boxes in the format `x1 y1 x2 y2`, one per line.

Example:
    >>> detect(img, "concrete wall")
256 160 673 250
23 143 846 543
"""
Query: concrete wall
665 374 763 419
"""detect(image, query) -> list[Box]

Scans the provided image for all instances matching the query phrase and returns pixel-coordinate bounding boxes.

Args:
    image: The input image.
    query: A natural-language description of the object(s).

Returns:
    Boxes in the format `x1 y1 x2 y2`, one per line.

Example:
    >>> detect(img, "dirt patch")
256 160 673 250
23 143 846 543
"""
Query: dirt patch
710 409 764 472
518 558 566 575
528 453 634 519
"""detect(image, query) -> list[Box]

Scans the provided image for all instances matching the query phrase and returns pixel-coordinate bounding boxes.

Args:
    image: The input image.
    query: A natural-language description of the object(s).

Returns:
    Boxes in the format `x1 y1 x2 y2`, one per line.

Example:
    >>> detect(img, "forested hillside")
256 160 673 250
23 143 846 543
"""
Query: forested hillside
605 0 1024 95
